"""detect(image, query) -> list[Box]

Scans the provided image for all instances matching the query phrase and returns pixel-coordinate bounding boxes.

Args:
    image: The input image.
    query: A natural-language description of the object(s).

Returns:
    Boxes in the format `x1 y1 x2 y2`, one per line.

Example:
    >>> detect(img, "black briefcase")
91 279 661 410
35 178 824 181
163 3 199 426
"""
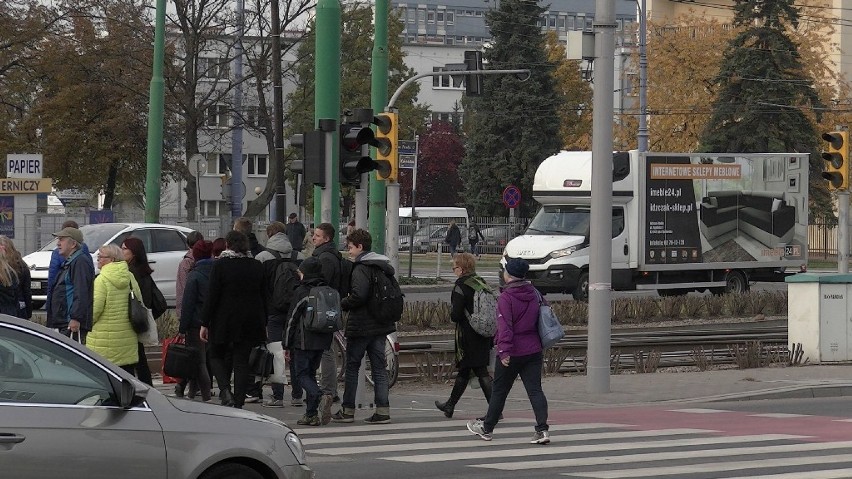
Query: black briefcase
249 344 274 378
163 338 198 379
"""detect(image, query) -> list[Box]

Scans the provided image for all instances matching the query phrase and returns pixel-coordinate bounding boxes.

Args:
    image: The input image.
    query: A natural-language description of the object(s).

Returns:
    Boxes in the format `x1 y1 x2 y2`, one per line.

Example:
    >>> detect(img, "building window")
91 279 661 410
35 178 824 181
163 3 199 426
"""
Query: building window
427 11 435 23
549 16 557 28
474 10 482 16
205 105 229 128
244 106 259 128
418 8 425 23
445 37 454 45
204 153 231 176
200 200 225 216
566 16 575 30
407 8 415 23
437 11 444 23
432 67 451 88
558 16 565 29
198 57 229 80
246 154 268 176
446 11 454 24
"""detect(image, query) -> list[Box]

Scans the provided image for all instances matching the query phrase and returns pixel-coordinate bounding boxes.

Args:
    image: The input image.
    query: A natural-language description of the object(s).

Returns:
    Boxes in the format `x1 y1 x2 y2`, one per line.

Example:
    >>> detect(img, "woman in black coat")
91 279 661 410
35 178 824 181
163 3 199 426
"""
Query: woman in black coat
200 231 267 408
435 252 493 418
122 237 167 386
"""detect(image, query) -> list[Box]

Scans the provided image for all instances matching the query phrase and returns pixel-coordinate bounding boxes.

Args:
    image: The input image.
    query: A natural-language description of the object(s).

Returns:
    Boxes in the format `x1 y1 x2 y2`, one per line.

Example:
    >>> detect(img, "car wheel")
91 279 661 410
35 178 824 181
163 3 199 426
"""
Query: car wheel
572 272 589 302
199 463 264 479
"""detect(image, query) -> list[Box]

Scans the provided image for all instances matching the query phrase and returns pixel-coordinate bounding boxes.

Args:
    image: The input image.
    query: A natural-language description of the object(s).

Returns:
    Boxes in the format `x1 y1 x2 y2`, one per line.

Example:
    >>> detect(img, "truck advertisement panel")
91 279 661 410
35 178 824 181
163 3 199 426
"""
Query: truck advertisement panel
644 153 808 266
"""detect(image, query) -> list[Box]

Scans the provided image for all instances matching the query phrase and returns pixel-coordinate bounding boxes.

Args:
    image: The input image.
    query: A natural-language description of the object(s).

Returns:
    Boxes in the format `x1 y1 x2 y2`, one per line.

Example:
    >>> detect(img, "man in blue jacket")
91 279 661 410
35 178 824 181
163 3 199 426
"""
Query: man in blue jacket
46 220 88 323
47 226 94 343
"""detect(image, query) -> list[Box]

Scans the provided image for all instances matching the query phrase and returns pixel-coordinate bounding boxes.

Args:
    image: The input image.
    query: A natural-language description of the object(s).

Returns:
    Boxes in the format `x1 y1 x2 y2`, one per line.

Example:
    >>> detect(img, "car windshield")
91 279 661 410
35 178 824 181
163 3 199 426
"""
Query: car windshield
39 223 128 252
526 206 591 236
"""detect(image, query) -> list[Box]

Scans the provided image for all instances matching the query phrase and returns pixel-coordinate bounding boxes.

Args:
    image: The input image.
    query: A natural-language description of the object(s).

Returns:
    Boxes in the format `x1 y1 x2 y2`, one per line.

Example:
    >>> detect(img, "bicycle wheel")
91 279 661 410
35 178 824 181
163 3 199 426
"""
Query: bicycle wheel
366 337 398 389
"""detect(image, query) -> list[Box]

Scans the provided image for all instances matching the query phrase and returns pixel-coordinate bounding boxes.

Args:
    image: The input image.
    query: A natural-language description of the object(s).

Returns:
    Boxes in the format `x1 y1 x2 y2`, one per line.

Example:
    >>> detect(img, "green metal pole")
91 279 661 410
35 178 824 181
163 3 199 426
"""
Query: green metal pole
369 0 389 252
314 0 341 236
144 0 166 223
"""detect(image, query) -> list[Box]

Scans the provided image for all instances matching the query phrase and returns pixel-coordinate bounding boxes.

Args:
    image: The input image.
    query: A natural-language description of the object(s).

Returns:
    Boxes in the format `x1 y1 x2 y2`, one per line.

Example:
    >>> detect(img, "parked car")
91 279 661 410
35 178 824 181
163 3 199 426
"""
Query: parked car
23 223 193 309
478 225 516 254
0 314 313 479
399 224 468 253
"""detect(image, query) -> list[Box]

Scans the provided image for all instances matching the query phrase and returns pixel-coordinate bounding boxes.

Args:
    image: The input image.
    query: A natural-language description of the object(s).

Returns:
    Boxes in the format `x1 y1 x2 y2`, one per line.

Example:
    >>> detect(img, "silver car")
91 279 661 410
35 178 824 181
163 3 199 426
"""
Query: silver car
0 315 313 479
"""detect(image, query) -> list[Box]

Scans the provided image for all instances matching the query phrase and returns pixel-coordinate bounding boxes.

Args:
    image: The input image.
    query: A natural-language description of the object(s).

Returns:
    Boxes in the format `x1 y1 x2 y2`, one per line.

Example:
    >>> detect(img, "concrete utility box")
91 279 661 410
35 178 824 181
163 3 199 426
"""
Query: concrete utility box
787 273 852 363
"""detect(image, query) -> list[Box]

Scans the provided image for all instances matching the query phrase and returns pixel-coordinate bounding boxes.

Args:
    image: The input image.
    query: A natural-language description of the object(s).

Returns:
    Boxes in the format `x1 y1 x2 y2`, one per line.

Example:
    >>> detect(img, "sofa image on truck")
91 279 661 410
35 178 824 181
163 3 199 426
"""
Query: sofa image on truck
699 190 795 248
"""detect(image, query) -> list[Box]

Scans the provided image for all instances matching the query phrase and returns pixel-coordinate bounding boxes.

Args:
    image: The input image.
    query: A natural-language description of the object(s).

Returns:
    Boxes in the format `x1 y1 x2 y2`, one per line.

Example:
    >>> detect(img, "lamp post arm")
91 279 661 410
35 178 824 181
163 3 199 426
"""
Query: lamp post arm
387 69 531 110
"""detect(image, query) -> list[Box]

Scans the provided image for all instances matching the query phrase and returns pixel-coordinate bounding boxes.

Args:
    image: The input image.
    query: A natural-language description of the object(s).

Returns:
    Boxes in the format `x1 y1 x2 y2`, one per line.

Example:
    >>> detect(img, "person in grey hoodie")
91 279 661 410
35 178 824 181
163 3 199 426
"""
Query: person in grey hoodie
331 228 395 425
256 221 301 408
466 258 550 444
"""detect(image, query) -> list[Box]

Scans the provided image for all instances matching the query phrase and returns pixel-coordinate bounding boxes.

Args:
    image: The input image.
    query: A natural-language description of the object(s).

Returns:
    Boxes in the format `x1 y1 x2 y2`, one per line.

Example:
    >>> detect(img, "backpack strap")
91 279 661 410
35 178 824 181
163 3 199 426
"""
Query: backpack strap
270 250 283 260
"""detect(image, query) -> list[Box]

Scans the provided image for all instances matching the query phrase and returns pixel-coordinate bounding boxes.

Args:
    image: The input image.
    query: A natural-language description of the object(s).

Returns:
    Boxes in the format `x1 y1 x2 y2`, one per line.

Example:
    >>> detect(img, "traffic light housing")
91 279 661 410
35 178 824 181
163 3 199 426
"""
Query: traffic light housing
289 131 326 187
374 112 398 182
822 131 849 191
339 123 381 186
464 50 483 96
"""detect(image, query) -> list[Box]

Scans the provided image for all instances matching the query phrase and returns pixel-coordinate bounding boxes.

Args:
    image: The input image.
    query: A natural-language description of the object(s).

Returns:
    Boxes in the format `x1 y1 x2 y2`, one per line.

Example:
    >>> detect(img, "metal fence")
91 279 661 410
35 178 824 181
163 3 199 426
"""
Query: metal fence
809 223 841 258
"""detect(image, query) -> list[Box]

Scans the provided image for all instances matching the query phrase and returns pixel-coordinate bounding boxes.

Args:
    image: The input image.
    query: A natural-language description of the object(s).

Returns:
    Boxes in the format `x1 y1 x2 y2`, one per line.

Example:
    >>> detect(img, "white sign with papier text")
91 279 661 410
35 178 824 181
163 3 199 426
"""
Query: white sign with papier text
6 154 43 179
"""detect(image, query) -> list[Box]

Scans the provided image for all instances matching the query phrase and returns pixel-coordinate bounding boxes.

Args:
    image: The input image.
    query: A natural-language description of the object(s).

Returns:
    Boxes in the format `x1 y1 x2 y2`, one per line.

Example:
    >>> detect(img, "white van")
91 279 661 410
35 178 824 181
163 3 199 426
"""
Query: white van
398 207 469 253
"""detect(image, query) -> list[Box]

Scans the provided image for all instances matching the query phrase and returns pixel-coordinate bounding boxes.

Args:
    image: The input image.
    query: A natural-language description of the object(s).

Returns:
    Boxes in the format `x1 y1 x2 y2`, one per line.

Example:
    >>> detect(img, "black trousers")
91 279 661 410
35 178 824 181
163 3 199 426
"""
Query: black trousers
209 341 253 408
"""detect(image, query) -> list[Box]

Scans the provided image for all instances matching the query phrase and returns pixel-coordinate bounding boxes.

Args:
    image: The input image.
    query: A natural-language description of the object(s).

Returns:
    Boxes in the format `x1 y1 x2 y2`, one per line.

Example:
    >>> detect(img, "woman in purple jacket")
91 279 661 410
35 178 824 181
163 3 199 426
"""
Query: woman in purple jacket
466 258 550 445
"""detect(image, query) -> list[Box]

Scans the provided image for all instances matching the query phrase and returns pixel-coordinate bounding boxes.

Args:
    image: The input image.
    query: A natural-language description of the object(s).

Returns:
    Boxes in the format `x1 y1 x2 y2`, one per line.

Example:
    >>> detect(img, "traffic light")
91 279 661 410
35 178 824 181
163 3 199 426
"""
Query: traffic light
822 131 849 191
464 50 483 96
339 122 381 186
289 131 326 187
373 112 398 182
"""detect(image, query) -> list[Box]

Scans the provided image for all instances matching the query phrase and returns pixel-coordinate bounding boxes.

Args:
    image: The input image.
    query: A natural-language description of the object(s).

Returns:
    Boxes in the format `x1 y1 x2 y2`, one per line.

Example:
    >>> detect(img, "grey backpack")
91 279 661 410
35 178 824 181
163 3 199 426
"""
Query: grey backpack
303 285 343 333
464 276 497 337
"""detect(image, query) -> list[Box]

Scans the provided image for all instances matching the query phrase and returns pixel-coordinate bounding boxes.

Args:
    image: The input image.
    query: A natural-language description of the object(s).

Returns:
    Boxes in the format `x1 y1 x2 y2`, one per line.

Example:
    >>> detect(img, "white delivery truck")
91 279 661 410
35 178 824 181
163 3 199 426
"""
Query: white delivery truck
500 150 809 300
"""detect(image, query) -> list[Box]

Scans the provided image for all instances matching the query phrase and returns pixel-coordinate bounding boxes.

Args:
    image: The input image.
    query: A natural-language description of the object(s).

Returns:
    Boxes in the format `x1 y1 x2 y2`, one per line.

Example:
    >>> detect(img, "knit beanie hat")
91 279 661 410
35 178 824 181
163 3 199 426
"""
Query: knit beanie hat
505 258 529 279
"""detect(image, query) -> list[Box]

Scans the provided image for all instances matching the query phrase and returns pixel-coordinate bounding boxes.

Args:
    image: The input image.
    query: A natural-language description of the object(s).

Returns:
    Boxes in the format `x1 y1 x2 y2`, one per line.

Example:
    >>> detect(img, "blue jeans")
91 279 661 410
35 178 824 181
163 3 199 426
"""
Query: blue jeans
342 335 389 410
293 349 324 417
482 351 548 433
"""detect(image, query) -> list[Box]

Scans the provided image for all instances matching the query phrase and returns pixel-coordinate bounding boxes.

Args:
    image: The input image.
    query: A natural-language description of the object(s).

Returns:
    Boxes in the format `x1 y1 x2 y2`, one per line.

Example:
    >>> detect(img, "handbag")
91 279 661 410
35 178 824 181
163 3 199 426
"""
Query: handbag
163 335 199 380
137 308 159 347
535 290 564 349
129 288 150 334
267 341 287 384
248 344 274 378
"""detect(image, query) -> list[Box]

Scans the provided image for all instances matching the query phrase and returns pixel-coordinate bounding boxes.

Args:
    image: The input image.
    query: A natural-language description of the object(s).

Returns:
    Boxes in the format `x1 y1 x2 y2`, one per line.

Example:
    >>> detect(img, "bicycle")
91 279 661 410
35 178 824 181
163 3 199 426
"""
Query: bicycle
328 331 400 389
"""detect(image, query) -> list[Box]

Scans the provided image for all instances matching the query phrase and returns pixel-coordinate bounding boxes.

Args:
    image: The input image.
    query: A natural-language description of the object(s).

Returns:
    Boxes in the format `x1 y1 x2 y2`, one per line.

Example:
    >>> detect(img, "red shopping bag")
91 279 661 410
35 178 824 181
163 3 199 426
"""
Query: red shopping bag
161 335 179 384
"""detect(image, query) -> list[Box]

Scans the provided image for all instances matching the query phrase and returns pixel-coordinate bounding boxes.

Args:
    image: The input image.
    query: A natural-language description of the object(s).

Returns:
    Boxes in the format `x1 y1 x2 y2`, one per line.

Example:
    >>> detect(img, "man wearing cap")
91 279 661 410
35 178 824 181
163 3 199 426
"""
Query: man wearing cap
47 226 94 343
466 258 551 445
285 213 306 261
46 220 88 325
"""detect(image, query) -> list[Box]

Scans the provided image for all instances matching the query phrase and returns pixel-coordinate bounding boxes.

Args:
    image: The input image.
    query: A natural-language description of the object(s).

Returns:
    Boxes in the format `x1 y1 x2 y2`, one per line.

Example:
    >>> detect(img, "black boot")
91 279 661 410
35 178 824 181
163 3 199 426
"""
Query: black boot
436 373 470 418
435 400 455 418
220 389 234 407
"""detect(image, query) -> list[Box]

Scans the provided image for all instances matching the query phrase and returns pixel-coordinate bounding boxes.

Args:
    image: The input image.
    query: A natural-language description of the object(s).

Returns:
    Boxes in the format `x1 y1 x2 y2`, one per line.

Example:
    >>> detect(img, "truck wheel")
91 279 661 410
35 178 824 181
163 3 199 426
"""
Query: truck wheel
723 270 748 294
572 272 589 302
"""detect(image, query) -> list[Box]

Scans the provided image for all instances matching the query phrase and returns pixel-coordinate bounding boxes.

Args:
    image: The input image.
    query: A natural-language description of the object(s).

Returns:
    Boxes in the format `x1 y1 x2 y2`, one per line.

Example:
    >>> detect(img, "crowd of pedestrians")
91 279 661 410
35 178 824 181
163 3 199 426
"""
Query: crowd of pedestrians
12 214 553 444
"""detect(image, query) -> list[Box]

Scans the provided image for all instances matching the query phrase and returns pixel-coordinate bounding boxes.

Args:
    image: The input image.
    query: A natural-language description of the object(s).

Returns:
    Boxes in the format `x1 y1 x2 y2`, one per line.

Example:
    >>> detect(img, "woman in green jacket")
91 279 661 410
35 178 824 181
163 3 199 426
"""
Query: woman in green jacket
87 244 143 373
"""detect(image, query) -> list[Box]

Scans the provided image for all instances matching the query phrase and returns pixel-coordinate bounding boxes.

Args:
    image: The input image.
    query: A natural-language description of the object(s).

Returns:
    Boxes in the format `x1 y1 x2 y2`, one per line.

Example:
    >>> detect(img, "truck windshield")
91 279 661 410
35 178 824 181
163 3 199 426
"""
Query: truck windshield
526 206 590 236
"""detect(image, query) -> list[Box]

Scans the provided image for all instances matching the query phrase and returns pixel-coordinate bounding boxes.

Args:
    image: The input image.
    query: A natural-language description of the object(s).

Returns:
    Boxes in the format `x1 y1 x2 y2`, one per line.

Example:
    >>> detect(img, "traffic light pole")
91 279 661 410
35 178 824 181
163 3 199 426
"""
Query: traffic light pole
840 191 849 274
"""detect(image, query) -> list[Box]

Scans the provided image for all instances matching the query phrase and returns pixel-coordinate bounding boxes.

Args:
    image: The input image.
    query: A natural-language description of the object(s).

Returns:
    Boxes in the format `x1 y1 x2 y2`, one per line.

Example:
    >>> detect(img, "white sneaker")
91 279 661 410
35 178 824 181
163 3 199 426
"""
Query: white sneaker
530 430 550 445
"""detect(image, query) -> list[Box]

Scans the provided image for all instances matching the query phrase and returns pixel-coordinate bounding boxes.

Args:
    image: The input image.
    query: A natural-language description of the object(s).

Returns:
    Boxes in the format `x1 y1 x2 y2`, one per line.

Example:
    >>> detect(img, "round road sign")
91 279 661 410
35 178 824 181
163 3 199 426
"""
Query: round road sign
502 185 521 208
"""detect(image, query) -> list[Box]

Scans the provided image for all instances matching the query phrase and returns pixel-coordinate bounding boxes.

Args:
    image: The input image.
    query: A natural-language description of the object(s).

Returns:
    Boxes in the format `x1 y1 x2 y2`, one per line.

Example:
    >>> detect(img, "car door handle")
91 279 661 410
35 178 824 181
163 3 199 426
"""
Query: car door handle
0 433 26 445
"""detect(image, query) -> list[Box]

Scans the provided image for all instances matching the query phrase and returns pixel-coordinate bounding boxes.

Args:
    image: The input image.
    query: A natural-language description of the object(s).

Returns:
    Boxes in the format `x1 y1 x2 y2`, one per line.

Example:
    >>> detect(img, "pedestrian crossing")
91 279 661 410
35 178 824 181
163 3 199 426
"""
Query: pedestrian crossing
296 415 852 478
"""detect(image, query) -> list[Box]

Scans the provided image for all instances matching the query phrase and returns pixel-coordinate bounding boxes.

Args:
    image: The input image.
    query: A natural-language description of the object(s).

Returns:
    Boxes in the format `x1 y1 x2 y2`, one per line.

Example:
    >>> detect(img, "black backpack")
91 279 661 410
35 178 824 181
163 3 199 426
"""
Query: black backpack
270 260 299 313
302 285 343 333
320 250 353 297
367 266 404 324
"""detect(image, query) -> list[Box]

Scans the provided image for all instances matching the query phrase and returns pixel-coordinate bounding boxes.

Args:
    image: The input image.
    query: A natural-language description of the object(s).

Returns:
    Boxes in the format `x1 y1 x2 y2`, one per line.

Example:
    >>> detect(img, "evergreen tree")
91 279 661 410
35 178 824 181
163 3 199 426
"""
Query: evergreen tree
459 0 563 217
697 0 831 221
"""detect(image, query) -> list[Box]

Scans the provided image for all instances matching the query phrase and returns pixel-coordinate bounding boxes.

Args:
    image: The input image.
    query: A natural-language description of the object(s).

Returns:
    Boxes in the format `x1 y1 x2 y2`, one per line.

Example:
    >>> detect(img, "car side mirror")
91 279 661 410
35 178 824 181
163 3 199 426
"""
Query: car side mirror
109 374 148 409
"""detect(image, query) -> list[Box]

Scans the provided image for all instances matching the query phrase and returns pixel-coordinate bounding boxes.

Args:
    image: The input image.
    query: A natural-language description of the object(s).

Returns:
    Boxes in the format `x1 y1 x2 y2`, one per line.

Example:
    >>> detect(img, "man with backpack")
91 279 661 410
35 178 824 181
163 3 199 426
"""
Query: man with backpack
331 228 401 425
257 221 301 408
311 222 351 402
283 257 339 426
